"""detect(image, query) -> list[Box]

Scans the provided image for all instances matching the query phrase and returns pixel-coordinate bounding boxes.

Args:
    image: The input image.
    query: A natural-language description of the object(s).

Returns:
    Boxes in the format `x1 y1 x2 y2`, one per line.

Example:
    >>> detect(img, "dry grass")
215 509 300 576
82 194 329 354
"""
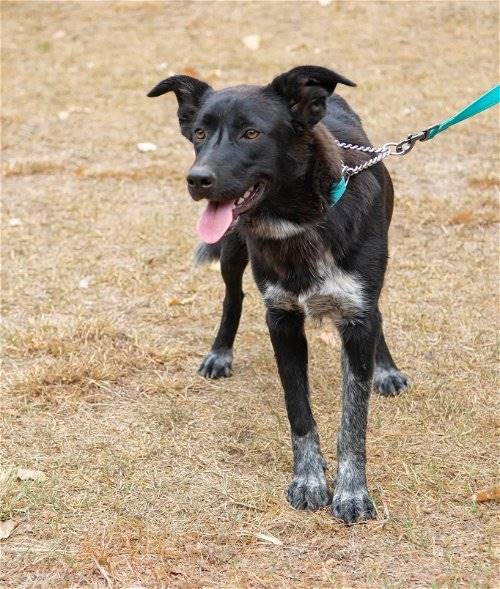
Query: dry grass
1 1 499 587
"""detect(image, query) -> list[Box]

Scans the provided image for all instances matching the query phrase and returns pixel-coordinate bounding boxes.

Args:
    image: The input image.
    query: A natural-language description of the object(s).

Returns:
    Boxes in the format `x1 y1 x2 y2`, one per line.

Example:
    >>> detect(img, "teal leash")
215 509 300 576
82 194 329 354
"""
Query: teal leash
330 84 500 205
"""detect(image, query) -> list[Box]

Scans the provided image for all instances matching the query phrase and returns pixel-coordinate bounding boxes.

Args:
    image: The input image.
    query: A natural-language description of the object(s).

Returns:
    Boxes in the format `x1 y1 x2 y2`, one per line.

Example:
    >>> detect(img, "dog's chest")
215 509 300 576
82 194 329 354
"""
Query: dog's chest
262 254 365 320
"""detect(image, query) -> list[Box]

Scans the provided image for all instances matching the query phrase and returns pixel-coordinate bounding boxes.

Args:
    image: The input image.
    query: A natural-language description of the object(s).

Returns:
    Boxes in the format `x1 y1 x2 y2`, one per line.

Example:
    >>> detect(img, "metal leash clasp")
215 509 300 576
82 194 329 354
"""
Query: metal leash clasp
384 130 428 157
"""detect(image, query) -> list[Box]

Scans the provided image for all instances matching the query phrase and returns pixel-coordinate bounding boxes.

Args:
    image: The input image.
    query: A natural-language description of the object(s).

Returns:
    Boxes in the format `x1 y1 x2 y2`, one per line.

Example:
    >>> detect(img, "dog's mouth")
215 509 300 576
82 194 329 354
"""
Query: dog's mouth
196 182 266 244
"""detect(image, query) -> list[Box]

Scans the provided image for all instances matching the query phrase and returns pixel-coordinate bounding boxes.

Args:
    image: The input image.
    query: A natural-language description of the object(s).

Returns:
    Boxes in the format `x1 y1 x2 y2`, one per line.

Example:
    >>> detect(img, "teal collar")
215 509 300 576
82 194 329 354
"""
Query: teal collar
329 175 348 206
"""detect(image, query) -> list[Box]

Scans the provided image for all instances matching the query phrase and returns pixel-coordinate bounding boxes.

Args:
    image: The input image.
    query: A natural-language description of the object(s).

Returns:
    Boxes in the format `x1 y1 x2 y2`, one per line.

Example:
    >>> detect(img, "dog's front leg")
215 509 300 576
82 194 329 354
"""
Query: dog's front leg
198 234 248 379
266 308 330 510
332 316 378 523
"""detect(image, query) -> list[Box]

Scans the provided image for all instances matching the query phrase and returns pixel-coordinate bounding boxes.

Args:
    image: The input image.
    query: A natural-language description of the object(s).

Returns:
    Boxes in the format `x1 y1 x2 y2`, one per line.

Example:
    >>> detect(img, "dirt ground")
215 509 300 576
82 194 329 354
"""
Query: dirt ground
1 1 499 587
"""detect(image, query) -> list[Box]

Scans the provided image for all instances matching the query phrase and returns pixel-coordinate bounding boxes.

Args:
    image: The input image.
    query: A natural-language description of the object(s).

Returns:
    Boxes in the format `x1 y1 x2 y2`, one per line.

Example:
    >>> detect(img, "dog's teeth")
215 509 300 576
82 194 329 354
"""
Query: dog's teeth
236 197 244 205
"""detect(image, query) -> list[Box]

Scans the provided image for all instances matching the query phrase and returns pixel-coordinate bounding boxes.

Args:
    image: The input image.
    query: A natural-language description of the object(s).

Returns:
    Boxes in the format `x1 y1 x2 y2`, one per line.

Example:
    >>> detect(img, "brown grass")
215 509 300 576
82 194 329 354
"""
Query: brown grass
1 1 499 587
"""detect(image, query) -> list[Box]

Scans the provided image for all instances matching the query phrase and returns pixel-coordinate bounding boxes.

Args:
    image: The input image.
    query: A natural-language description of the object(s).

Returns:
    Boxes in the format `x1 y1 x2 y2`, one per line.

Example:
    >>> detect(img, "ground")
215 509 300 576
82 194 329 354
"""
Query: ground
1 1 498 587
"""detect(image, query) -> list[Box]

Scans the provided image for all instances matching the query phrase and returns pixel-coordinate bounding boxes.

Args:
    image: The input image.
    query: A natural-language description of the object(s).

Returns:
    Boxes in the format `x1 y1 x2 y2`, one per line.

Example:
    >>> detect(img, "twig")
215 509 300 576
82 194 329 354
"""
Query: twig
93 557 113 588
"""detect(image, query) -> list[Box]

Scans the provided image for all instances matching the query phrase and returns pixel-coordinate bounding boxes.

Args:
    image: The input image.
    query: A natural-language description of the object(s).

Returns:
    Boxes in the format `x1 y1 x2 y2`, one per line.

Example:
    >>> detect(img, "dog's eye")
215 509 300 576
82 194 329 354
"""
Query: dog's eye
243 129 260 140
194 129 206 141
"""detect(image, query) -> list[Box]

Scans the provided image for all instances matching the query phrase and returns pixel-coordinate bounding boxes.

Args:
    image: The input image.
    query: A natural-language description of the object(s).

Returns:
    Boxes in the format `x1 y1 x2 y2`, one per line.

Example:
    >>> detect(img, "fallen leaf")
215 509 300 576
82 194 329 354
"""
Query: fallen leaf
8 218 22 227
286 41 308 52
168 295 195 306
242 34 260 50
472 485 500 503
182 66 199 77
79 276 90 289
207 68 222 81
255 532 282 545
17 468 46 482
449 210 474 225
0 520 17 540
468 176 499 190
402 106 416 116
137 142 157 153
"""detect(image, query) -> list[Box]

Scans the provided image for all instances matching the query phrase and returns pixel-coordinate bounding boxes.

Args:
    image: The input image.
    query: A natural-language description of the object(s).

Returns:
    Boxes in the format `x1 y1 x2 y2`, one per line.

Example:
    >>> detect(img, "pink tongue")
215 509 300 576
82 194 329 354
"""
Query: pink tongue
197 200 235 244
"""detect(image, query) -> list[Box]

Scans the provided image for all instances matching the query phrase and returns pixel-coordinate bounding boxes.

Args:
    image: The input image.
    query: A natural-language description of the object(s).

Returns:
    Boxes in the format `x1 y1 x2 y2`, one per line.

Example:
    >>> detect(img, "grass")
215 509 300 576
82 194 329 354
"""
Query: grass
1 1 499 587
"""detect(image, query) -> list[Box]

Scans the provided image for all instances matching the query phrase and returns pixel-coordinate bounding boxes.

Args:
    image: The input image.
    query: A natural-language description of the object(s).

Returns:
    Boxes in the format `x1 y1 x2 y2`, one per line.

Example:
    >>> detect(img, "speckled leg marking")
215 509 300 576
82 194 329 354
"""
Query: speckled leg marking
288 429 330 510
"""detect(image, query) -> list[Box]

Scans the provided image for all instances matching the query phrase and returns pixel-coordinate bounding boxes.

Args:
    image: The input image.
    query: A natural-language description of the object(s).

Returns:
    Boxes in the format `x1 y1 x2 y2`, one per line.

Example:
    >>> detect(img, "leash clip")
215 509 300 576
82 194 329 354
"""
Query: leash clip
385 131 427 157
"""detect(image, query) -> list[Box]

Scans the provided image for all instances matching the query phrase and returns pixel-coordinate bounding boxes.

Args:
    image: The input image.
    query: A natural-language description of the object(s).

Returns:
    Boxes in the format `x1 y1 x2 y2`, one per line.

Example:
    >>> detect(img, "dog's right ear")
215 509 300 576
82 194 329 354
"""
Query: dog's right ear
147 75 212 140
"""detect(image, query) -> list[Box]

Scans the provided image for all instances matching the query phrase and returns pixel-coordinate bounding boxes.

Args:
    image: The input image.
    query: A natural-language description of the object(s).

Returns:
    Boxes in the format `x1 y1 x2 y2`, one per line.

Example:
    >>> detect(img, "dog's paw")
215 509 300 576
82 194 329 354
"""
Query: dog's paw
331 487 376 524
373 366 408 397
198 349 233 379
287 471 331 511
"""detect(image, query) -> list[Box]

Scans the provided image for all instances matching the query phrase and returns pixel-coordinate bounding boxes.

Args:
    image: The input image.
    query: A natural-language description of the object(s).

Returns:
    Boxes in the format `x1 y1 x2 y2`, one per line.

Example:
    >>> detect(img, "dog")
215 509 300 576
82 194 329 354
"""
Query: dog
148 65 408 523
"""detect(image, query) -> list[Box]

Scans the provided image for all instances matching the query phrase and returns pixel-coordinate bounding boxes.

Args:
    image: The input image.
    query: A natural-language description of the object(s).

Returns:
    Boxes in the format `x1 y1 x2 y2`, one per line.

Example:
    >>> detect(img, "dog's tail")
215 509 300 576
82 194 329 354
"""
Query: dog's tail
194 242 222 266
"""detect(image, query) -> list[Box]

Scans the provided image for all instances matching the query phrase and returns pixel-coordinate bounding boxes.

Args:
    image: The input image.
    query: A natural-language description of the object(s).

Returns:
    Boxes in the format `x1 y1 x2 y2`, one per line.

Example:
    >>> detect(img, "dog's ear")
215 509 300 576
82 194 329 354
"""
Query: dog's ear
147 75 212 140
268 65 355 132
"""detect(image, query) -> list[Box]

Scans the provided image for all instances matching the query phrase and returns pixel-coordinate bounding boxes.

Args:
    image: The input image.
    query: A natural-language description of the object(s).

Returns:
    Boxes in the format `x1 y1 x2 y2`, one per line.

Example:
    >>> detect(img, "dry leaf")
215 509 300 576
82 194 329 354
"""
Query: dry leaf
17 468 46 482
255 532 282 545
286 41 308 52
168 295 195 307
0 520 17 540
207 69 222 81
472 485 500 503
137 142 157 153
242 34 260 50
182 66 199 77
449 210 474 225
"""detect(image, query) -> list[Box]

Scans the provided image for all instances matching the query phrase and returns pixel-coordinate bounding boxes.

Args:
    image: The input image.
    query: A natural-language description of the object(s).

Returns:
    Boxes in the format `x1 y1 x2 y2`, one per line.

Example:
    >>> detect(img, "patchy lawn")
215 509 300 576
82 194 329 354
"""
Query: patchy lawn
1 1 498 587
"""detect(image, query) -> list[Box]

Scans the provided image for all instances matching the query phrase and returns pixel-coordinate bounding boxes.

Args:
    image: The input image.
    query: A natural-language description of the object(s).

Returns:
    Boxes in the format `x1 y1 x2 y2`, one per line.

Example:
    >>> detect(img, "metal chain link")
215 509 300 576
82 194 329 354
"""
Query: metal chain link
334 140 387 154
335 129 430 179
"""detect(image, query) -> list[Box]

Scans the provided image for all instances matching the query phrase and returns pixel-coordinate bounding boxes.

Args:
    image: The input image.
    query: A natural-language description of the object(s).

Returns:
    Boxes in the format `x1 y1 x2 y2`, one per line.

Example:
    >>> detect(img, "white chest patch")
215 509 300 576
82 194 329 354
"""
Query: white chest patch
263 254 365 320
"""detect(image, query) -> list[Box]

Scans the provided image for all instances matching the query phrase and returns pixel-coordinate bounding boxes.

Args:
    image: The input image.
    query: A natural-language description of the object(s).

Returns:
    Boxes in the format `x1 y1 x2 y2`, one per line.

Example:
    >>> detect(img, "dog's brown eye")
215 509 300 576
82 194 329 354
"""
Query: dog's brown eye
194 129 206 141
243 129 260 139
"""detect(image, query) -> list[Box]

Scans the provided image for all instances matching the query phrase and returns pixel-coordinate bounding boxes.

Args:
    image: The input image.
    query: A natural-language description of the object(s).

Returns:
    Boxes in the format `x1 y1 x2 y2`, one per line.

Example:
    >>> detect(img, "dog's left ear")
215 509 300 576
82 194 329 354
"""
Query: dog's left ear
147 75 212 140
269 65 356 131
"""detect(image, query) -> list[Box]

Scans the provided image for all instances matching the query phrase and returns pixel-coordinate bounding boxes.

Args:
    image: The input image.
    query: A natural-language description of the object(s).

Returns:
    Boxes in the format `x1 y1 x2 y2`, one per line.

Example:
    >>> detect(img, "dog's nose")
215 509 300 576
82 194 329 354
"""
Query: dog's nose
186 167 216 199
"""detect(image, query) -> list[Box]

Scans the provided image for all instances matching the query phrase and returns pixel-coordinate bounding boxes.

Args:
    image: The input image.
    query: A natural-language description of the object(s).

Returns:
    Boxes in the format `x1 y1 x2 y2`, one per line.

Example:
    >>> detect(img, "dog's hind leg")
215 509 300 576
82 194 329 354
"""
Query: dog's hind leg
373 310 408 397
267 308 330 511
198 233 248 379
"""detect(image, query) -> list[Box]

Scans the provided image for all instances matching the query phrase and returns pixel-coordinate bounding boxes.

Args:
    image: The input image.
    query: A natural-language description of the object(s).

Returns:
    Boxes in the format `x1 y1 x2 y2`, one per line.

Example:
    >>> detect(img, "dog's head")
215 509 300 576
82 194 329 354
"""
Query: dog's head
148 66 355 243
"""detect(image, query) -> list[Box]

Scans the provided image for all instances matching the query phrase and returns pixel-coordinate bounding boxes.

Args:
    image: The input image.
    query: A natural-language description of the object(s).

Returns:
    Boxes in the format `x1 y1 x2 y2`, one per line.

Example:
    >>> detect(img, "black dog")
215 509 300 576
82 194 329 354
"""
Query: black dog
148 66 408 523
